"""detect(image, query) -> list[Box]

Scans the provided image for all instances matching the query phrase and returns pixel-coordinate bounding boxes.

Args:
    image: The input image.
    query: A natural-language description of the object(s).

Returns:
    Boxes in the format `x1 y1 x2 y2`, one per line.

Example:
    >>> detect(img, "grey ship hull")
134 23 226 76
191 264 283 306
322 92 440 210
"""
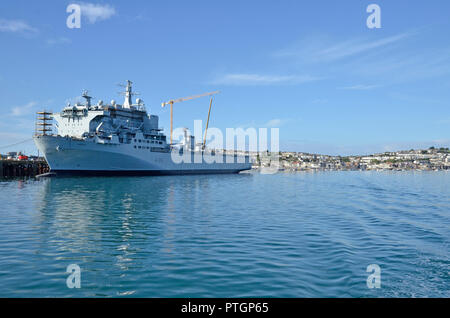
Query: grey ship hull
49 169 244 176
34 135 252 176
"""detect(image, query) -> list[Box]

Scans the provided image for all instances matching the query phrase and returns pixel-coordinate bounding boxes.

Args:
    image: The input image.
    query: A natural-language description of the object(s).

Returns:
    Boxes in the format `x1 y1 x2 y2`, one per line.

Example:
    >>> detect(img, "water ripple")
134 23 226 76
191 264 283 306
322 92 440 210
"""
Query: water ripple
0 171 448 297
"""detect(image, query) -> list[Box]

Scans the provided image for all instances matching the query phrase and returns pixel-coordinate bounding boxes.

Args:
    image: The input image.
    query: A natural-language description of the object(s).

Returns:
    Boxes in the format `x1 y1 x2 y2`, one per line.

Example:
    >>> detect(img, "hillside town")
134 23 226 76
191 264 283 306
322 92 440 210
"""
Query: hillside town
249 147 450 171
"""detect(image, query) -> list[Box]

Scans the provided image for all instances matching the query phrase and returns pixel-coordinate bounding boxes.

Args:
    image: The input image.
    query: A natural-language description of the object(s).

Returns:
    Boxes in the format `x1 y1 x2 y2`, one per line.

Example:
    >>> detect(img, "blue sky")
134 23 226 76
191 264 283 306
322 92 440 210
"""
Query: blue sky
0 0 449 155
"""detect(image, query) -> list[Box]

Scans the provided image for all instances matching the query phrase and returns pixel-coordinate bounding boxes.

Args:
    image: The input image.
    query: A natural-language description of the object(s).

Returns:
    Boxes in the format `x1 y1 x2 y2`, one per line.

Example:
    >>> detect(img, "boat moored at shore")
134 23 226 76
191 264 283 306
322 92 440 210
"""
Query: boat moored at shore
33 81 252 176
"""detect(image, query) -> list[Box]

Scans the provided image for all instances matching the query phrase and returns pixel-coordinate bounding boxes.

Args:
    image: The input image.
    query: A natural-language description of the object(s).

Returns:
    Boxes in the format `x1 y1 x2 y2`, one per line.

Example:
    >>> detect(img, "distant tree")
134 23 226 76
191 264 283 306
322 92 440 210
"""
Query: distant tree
429 146 435 150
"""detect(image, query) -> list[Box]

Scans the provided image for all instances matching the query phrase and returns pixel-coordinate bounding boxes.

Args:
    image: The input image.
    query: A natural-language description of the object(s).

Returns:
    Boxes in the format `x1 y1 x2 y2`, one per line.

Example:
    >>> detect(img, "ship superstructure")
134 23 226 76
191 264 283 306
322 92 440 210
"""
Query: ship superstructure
33 81 251 175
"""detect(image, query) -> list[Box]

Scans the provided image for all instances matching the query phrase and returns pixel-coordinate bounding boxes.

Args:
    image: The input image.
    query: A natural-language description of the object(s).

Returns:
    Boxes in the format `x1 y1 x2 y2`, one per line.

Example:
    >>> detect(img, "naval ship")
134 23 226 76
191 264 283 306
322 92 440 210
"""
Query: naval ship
33 81 251 176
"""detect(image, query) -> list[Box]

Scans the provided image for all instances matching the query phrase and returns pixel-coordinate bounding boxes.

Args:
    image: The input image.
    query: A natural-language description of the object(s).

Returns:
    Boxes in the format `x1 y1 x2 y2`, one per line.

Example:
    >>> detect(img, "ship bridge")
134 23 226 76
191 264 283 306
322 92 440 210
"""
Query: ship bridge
52 81 163 146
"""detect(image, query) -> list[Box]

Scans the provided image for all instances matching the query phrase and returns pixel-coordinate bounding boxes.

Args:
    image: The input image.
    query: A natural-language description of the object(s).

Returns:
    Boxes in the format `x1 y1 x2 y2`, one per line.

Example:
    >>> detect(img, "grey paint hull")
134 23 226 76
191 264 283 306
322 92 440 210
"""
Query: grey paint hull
34 135 252 175
50 169 243 176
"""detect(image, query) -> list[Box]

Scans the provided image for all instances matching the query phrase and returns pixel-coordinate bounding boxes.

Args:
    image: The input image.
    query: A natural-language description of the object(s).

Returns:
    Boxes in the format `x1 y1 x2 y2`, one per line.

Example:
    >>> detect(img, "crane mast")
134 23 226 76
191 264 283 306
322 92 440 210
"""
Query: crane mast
161 90 220 145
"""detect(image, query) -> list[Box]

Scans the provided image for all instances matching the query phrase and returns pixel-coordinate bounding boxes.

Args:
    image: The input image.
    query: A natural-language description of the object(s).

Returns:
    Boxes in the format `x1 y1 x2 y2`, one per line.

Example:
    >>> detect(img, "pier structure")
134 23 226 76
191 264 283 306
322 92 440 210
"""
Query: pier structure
0 160 49 178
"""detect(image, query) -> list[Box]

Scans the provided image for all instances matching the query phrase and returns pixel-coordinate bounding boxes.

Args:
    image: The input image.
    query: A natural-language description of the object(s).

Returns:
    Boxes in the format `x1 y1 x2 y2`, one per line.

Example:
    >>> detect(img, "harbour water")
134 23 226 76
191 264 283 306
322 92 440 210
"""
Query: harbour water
0 171 448 297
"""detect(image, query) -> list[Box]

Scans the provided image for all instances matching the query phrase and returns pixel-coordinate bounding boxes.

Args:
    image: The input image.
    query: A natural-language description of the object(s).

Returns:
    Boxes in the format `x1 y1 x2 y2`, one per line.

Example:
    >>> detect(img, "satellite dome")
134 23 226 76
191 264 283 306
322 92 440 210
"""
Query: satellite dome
98 100 103 106
111 100 116 105
136 98 143 104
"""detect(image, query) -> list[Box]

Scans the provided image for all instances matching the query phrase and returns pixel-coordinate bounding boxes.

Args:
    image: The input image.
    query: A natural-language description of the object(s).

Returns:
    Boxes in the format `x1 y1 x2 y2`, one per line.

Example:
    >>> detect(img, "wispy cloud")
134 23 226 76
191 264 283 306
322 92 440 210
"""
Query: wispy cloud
237 118 291 129
11 101 38 117
265 119 283 127
316 33 411 62
79 3 116 24
212 73 321 85
338 84 380 90
274 30 450 84
0 19 37 33
311 98 328 104
437 118 450 125
352 49 450 83
264 118 291 127
275 32 413 64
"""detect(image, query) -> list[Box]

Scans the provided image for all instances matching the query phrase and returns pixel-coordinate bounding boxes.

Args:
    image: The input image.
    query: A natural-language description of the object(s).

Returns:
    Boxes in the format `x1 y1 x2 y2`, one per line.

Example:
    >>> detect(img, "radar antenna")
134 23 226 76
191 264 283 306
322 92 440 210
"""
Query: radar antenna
118 80 140 108
81 90 93 107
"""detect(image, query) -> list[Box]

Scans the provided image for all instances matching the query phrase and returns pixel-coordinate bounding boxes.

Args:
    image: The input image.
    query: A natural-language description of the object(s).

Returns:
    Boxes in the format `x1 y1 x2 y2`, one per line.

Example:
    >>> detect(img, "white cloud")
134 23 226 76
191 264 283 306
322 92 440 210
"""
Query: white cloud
11 101 38 117
212 73 320 85
79 3 116 24
0 19 37 33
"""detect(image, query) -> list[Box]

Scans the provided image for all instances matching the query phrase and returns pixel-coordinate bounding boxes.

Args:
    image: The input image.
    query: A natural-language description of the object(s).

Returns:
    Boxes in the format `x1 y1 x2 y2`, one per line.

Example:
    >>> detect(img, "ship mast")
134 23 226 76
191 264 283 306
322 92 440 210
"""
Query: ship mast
35 111 53 136
121 80 135 108
82 90 92 107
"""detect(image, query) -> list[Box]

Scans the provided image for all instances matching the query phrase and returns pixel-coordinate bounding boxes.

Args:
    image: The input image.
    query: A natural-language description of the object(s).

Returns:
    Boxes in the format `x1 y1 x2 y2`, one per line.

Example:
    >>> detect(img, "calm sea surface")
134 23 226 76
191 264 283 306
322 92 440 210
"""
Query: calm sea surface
0 171 448 297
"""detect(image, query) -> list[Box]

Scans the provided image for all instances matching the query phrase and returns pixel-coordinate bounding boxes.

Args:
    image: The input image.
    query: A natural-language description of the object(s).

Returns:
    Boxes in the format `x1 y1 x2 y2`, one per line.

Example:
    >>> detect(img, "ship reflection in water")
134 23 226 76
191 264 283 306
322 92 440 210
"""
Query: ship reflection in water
30 174 256 297
0 172 449 297
34 175 227 297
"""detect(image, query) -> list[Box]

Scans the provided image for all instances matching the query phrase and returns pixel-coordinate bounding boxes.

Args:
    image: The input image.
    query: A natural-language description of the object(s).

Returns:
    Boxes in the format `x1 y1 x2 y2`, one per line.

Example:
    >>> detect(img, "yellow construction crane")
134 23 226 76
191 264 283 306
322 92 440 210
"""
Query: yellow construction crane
161 90 220 145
